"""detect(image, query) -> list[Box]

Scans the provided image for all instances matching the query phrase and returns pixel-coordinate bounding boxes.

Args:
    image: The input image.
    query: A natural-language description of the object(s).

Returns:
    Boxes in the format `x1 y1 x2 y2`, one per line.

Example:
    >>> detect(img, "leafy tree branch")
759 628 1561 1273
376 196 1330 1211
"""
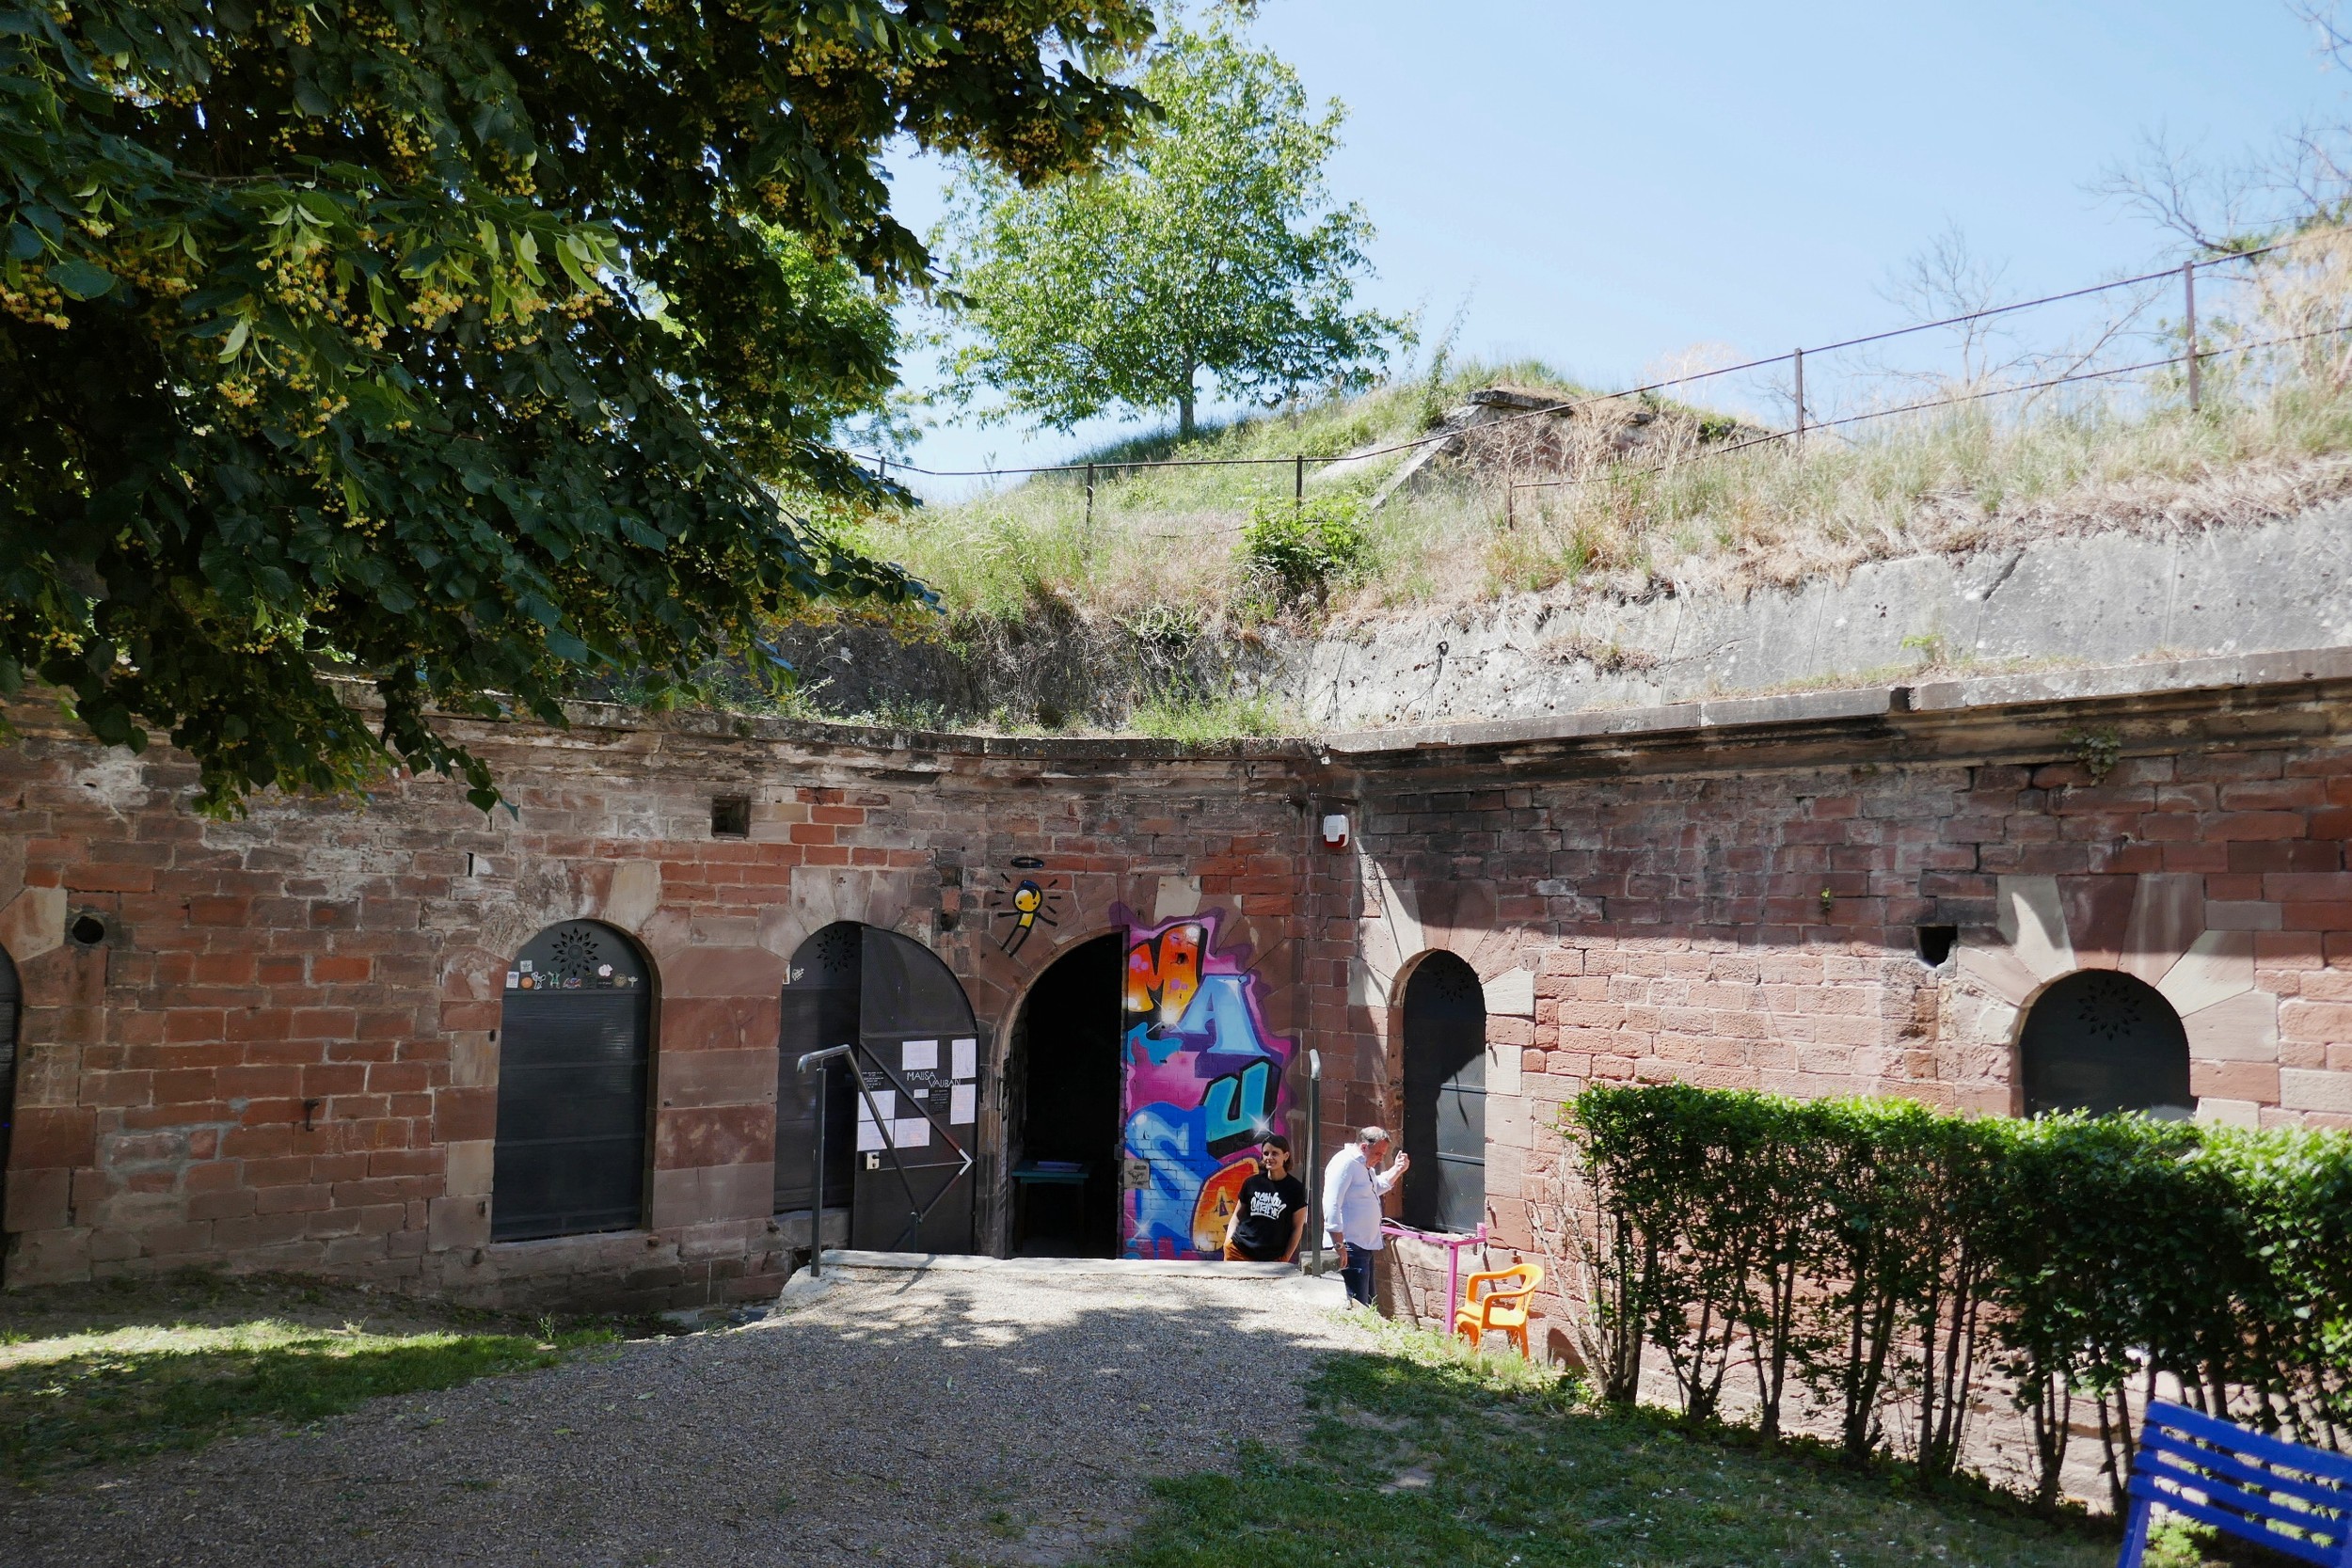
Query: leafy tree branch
1 0 1155 811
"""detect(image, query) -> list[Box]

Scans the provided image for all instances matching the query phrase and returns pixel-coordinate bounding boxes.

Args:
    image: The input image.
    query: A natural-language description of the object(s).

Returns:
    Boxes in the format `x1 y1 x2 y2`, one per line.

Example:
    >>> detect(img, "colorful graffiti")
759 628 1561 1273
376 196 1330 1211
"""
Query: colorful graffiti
1117 910 1294 1259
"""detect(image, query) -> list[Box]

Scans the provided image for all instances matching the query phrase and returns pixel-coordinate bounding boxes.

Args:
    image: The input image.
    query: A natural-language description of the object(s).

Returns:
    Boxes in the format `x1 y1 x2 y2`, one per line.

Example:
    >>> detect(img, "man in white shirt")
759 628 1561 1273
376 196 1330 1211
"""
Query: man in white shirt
1323 1125 1408 1308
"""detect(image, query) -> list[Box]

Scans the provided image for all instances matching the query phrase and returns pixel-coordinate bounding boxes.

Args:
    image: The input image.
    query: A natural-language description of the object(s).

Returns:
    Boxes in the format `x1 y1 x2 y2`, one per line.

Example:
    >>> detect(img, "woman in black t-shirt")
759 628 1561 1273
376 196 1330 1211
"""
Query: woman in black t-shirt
1223 1134 1309 1262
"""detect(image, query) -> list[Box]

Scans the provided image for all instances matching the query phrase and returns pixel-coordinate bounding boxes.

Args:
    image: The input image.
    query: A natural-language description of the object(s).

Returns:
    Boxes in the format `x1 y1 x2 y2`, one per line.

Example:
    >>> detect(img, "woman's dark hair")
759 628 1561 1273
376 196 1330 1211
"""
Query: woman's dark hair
1261 1134 1293 1155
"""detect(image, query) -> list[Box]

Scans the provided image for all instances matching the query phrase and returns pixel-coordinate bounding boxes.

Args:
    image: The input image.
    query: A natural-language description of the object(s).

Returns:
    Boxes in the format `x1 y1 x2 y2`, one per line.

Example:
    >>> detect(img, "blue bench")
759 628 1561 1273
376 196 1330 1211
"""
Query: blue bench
2120 1400 2352 1567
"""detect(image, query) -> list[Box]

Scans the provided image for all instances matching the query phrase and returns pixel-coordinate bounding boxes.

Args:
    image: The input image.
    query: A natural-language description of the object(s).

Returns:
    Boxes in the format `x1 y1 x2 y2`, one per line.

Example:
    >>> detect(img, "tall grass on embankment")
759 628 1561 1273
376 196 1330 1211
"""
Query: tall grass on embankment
841 232 2352 640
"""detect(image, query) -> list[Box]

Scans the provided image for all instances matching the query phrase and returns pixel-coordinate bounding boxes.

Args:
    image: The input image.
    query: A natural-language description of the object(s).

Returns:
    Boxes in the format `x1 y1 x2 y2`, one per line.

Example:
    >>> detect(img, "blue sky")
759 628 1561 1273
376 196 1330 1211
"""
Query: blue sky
881 1 2344 493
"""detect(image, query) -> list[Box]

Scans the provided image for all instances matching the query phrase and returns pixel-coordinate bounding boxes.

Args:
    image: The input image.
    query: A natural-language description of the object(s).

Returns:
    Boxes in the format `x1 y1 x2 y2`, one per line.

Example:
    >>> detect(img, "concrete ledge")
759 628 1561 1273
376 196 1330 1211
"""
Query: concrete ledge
818 1249 1301 1280
49 643 2345 774
1320 645 2352 763
220 643 2352 768
1906 646 2352 713
1322 685 1898 755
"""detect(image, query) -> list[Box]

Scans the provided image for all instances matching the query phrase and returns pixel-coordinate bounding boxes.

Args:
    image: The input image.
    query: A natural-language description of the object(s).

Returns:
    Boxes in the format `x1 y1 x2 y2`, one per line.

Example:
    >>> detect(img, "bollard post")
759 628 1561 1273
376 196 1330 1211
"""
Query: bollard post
1307 1049 1323 1276
1793 346 1806 448
2184 260 2201 412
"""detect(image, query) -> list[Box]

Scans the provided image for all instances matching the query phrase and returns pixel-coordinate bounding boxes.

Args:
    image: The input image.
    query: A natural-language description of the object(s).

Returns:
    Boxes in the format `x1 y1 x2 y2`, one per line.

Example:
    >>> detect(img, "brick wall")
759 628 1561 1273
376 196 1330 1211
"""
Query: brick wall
1327 693 2352 1341
0 707 1313 1307
5 655 2352 1314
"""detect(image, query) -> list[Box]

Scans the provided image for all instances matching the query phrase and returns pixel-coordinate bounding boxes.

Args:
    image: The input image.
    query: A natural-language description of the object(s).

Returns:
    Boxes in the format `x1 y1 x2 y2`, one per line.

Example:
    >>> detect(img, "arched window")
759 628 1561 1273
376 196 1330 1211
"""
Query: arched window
494 920 653 1241
2019 969 2194 1118
1401 951 1486 1233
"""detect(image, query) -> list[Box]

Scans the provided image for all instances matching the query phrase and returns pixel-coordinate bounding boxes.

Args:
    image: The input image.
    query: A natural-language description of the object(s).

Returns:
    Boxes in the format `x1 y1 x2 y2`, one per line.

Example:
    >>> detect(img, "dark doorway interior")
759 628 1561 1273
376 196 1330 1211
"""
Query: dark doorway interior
1011 934 1123 1257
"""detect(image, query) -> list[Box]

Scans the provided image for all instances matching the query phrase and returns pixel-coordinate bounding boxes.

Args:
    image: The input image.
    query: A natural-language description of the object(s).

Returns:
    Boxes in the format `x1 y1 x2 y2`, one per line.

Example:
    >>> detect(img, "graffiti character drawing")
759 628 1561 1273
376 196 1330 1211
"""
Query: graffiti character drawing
985 872 1064 957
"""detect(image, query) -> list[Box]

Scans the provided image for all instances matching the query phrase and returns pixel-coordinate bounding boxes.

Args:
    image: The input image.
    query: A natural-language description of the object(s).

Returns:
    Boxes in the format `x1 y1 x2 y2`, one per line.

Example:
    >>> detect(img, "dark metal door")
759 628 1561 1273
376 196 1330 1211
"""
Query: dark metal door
852 924 981 1252
848 1029 981 1254
1402 952 1486 1234
0 943 17 1224
494 921 650 1241
2020 969 2193 1117
778 922 984 1255
776 925 859 1214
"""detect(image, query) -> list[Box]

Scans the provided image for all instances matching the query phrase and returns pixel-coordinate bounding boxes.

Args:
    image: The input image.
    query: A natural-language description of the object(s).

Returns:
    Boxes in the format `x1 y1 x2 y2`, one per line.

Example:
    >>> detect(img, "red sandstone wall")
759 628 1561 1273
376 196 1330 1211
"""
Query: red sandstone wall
5 685 2352 1313
1341 743 2352 1349
0 712 1314 1307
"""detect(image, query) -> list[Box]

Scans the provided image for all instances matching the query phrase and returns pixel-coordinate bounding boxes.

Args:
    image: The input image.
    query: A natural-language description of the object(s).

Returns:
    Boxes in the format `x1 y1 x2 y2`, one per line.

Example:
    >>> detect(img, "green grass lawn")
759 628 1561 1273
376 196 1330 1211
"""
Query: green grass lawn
0 1273 617 1486
1095 1317 2228 1568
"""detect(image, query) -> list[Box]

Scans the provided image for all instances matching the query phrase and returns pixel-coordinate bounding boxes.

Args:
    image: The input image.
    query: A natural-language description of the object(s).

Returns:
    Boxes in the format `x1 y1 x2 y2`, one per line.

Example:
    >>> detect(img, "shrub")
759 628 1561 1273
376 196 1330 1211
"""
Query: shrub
1560 1084 2352 1510
1239 494 1370 602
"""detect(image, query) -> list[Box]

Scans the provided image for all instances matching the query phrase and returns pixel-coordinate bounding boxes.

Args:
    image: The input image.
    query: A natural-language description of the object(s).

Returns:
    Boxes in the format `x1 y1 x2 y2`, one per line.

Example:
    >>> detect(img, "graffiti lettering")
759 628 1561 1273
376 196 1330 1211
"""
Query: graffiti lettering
1190 1157 1258 1254
1123 922 1202 1031
1202 1059 1275 1159
1125 1101 1213 1254
1116 911 1293 1259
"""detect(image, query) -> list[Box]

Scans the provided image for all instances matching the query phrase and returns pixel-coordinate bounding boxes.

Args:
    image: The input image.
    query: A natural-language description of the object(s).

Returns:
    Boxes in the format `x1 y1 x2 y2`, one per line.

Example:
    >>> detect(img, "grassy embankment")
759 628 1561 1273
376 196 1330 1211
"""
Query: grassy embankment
818 234 2352 738
0 1273 620 1487
1096 1315 2232 1568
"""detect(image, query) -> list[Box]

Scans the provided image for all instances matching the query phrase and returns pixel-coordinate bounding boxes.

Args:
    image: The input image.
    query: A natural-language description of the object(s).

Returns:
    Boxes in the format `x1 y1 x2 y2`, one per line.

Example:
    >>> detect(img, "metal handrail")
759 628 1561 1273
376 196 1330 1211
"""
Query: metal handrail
796 1040 977 1272
794 1044 852 1277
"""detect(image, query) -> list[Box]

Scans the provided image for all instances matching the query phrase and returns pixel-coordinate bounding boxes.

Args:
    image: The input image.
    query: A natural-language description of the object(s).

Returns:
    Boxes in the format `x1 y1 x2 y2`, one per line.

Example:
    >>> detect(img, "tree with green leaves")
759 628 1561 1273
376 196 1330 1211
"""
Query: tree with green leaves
936 19 1403 440
1 0 1154 811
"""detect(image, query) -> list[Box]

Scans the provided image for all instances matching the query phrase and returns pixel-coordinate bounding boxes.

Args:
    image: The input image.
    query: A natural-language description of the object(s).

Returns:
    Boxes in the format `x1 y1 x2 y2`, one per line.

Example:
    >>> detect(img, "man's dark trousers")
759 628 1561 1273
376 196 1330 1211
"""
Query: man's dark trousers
1340 1242 1378 1307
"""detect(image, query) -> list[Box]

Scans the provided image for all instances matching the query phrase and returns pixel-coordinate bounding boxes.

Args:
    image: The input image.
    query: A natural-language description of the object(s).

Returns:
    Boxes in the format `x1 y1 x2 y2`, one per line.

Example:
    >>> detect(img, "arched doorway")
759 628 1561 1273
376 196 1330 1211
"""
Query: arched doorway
0 942 18 1227
493 920 653 1242
1401 951 1486 1233
2020 969 2194 1117
1005 933 1123 1257
777 922 981 1255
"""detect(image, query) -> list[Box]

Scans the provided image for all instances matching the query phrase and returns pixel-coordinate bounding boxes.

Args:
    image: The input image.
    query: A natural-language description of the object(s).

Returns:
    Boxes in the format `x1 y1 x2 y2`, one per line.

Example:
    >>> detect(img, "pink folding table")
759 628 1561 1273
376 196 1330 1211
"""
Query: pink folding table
1381 1219 1490 1326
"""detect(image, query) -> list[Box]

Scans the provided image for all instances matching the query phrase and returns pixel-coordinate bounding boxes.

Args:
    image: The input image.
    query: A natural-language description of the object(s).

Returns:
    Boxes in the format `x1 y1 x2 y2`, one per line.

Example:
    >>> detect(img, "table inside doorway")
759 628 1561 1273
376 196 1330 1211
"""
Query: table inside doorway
1011 1162 1092 1251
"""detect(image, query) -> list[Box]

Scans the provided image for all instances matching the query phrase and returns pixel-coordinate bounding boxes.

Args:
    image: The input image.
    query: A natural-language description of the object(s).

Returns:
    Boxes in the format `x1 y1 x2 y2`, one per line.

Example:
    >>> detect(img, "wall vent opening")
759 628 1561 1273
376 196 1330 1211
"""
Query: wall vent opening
710 796 752 838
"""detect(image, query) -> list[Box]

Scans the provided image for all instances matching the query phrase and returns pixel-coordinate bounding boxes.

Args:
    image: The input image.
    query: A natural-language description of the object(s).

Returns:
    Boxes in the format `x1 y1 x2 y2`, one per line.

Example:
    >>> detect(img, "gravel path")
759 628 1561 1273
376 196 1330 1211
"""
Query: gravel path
6 1261 1374 1568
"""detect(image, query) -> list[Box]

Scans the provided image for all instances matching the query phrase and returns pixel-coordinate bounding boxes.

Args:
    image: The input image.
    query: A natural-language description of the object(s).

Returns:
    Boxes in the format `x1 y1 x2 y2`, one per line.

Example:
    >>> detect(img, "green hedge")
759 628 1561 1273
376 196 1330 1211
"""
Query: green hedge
1561 1084 2352 1508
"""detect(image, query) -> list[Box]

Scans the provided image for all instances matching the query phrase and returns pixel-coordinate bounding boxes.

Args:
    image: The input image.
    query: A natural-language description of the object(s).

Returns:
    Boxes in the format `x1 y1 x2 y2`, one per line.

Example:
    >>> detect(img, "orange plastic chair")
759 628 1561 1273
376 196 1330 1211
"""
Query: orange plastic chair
1453 1262 1544 1357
